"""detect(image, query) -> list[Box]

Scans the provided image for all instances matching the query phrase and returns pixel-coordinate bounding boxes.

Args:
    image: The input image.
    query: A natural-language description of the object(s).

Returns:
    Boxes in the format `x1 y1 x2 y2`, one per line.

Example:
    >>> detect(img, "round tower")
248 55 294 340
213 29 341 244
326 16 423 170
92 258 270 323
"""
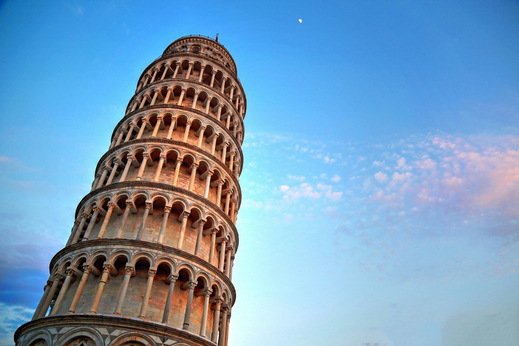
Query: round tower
15 35 246 346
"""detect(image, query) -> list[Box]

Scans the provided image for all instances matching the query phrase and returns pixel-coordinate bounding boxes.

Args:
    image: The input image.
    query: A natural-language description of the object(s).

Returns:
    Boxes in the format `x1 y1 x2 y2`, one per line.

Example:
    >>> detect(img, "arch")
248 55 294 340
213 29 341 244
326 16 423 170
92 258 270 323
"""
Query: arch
129 191 150 204
195 271 210 289
108 332 156 346
154 257 176 274
148 192 169 205
23 330 52 346
170 198 188 213
201 64 213 86
55 257 73 274
175 263 195 280
54 326 104 346
71 253 88 269
130 252 154 267
210 280 223 299
108 250 131 264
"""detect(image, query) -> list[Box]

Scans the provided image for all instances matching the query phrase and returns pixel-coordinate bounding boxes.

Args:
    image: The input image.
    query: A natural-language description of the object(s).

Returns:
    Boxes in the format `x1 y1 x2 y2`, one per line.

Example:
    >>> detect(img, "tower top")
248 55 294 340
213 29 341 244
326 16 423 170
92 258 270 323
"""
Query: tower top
162 34 238 75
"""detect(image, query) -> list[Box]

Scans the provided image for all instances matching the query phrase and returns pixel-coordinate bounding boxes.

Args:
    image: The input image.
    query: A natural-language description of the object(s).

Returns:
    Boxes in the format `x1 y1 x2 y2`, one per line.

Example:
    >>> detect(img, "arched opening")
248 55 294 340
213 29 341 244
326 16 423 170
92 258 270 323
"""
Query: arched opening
173 115 188 142
196 91 208 112
164 200 186 246
192 61 203 80
182 88 196 108
201 65 213 86
122 257 151 318
148 262 171 322
188 118 202 146
178 155 195 190
162 150 179 184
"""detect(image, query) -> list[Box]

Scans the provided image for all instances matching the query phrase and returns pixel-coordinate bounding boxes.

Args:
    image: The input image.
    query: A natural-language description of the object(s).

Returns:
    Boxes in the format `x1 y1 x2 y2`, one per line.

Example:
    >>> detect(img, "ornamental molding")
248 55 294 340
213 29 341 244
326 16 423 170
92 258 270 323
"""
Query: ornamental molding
48 238 236 303
15 315 218 346
75 182 240 245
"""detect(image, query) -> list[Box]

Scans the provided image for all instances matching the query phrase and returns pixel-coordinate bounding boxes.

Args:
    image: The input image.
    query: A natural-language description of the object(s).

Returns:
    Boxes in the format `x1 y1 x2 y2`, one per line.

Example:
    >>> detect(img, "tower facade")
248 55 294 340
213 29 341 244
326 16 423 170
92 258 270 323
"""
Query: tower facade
15 35 246 346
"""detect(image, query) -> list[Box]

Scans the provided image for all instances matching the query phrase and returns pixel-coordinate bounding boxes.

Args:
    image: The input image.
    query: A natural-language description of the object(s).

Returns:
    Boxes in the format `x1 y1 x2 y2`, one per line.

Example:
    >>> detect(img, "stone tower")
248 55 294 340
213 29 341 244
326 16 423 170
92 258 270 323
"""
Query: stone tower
15 35 246 346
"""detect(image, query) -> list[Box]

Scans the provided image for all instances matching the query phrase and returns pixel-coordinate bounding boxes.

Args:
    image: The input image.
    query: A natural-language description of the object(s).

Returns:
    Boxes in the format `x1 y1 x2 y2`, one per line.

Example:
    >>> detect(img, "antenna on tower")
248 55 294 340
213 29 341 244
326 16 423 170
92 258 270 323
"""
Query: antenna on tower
215 33 219 42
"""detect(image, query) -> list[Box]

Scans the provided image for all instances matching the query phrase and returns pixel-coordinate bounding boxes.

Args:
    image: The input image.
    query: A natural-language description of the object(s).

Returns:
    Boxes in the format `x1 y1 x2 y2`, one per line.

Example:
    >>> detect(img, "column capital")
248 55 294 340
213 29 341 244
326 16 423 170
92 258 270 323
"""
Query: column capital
82 264 93 274
167 274 179 283
159 153 167 159
92 206 101 214
145 202 152 209
125 201 134 208
142 152 150 159
164 206 172 213
187 280 197 289
181 210 191 219
203 288 213 297
102 263 113 273
148 269 157 278
107 201 115 209
124 265 135 275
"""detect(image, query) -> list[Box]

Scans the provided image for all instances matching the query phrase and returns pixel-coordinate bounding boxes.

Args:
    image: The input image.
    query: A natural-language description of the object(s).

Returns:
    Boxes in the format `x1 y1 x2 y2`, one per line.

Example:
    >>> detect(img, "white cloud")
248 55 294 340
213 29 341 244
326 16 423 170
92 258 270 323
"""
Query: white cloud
374 171 388 183
396 157 410 170
325 190 343 201
281 183 321 201
392 172 412 181
287 174 306 181
331 174 341 182
0 302 34 345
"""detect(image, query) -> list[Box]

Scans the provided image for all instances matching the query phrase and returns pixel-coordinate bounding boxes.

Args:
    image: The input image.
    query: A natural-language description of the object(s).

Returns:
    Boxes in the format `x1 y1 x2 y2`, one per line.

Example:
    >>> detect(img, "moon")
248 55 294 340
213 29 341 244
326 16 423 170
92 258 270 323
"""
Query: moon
299 19 302 23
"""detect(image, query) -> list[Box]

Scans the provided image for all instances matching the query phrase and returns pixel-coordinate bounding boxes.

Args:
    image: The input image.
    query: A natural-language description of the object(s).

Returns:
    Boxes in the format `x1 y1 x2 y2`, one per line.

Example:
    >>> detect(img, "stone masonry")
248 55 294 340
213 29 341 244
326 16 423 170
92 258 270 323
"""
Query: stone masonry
15 35 246 346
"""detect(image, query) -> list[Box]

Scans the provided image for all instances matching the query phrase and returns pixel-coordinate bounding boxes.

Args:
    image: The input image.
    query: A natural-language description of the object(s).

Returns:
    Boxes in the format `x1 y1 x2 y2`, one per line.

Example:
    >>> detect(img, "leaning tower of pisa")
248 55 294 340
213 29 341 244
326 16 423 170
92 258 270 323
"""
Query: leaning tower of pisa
15 35 246 346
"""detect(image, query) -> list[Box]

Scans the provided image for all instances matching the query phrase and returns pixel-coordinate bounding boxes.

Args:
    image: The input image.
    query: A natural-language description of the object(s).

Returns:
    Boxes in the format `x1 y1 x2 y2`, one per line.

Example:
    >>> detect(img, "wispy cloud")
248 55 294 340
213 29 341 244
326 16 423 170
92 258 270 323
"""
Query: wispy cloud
333 133 519 280
0 303 34 345
280 183 321 201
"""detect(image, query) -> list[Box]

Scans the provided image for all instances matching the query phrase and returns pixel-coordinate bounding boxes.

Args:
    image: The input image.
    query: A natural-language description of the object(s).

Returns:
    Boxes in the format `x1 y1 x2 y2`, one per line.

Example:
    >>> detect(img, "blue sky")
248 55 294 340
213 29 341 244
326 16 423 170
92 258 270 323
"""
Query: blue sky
0 1 518 345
